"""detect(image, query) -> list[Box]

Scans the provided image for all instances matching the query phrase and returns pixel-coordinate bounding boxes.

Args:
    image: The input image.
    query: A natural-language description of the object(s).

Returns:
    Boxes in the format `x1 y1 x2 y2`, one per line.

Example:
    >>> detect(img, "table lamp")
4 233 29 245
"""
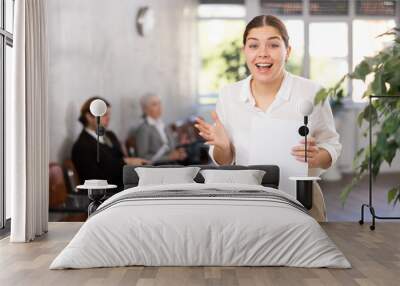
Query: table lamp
89 99 107 163
290 100 319 210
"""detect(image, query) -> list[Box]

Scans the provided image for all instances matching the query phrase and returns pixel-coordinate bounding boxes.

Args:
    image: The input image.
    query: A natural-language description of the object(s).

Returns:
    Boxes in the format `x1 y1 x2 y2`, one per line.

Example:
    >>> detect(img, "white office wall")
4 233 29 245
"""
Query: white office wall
47 0 197 163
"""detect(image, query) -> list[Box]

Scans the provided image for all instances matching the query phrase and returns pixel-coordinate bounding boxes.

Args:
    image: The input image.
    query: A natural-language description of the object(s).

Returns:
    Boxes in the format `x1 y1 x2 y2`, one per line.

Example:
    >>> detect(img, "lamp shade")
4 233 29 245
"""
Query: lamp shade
298 100 314 116
90 99 107 117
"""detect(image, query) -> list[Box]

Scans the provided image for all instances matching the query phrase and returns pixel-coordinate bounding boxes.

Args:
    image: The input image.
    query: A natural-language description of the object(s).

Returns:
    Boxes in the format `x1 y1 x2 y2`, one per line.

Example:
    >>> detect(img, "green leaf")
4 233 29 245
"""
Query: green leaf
395 128 400 146
314 88 329 105
340 175 363 205
361 83 373 99
340 186 352 204
364 55 380 67
355 147 365 159
395 193 400 206
387 187 400 204
362 104 378 125
371 71 386 96
382 118 399 134
357 110 365 127
382 142 397 165
351 61 371 81
377 28 398 38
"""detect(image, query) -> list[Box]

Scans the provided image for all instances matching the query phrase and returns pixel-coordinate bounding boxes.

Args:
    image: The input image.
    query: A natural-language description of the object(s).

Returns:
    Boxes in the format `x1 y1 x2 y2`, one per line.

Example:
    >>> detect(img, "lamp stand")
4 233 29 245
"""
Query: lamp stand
294 118 314 209
96 117 100 164
359 95 400 230
304 116 308 162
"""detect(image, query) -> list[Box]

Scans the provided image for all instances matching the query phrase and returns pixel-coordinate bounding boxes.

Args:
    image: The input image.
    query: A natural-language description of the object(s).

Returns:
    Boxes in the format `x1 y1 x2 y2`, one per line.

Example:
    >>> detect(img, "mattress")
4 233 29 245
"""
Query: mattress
50 183 350 269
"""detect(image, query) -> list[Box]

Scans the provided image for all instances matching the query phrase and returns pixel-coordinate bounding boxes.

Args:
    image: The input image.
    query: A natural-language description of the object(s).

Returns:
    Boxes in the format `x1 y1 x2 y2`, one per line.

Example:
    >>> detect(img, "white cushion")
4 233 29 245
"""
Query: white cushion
136 167 201 186
200 169 266 185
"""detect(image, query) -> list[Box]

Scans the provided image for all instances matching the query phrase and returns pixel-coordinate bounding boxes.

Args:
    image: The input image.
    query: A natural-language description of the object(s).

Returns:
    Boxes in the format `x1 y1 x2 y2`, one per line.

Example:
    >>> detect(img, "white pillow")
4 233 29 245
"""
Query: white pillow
135 167 201 186
200 169 266 185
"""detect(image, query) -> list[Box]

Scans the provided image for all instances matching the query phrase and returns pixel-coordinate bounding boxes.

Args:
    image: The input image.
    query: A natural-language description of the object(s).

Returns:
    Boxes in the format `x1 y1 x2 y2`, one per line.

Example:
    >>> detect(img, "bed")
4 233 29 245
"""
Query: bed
50 165 350 269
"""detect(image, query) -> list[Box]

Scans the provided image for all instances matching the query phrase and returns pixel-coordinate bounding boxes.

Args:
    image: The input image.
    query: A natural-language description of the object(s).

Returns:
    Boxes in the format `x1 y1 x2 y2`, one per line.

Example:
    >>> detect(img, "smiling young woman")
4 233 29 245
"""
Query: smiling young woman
195 15 342 221
244 17 291 112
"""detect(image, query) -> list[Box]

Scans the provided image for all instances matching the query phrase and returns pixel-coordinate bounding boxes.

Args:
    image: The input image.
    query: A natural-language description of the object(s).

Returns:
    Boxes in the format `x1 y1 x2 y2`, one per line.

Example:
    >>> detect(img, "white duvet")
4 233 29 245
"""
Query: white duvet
50 183 350 269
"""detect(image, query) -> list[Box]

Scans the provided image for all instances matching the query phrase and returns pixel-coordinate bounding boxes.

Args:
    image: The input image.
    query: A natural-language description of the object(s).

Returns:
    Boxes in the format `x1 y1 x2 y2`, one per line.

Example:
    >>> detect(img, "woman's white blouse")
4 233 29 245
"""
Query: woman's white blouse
209 72 342 176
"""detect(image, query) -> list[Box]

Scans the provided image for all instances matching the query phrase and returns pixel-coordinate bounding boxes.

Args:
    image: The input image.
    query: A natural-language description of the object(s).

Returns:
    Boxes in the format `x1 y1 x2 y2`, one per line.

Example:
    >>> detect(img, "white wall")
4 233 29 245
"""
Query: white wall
47 0 198 163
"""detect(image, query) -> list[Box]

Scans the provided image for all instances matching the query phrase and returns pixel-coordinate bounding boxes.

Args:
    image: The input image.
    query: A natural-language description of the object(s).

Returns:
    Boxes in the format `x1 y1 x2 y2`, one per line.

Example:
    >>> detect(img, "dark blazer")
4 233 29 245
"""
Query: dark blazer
72 129 125 188
135 119 176 162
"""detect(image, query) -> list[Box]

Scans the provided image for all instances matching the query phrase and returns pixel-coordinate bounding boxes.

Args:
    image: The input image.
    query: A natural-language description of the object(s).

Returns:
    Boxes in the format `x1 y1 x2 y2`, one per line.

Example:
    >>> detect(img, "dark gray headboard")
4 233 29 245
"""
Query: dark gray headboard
123 165 279 189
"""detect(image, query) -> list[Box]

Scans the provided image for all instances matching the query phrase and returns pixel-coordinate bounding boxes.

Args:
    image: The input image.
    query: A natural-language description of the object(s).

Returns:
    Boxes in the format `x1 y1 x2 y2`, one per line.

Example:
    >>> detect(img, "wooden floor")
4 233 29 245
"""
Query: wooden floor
1 222 399 286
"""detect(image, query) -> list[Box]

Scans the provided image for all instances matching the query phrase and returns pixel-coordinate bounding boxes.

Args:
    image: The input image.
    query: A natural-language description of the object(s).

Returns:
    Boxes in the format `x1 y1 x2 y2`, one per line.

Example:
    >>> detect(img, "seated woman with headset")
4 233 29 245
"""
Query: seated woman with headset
72 97 148 190
195 15 341 222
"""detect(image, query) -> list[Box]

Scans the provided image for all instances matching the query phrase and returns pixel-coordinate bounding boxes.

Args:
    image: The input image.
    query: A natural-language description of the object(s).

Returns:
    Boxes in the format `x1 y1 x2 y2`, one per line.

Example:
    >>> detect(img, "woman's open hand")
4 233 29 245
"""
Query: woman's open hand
291 137 320 168
195 111 231 150
168 148 187 161
124 157 149 166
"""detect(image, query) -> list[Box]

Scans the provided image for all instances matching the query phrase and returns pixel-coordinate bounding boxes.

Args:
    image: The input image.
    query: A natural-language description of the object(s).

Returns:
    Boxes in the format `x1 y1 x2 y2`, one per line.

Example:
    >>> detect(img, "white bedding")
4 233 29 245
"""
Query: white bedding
50 183 350 269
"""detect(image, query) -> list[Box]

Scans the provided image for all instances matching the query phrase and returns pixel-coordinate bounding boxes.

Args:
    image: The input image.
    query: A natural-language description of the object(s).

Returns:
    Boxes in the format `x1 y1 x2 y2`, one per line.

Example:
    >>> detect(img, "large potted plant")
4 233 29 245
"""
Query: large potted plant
315 28 400 205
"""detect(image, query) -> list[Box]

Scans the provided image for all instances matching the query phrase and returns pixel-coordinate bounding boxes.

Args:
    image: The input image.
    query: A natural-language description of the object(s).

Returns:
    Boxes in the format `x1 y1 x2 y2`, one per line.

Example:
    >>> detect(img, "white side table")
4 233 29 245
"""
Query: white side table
289 177 320 210
76 184 117 216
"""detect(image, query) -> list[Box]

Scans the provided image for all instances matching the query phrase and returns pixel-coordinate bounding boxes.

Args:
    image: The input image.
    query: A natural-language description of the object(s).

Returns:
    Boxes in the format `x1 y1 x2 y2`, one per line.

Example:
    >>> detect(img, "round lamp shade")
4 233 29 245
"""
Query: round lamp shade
90 99 107 117
298 100 314 116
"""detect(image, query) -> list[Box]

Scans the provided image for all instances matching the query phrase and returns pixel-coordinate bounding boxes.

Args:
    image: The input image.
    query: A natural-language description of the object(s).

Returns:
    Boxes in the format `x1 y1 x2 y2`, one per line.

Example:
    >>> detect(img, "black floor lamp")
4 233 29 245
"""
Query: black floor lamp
289 100 320 210
89 99 107 163
359 95 400 230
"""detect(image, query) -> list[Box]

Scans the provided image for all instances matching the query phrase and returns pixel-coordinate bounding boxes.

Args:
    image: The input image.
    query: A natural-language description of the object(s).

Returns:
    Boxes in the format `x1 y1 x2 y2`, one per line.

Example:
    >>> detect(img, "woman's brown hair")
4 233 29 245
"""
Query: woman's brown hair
243 15 289 48
79 96 111 126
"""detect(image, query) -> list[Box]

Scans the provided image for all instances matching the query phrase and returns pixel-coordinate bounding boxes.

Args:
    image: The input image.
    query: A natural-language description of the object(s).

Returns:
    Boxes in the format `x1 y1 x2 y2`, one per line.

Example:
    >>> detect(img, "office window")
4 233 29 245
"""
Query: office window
352 19 396 102
197 3 246 105
284 20 304 76
1 0 14 229
355 0 396 16
260 0 303 15
310 22 348 89
310 0 349 15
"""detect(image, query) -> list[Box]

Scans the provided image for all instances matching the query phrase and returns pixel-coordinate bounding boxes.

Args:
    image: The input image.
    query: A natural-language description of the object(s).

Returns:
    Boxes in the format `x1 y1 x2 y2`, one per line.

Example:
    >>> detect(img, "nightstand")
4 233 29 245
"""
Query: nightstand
77 182 117 216
289 176 320 210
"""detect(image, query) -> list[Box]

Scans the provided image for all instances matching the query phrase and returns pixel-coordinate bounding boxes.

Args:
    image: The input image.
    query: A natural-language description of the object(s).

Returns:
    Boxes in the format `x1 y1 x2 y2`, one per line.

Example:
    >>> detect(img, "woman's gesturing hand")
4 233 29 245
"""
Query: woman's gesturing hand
195 111 231 150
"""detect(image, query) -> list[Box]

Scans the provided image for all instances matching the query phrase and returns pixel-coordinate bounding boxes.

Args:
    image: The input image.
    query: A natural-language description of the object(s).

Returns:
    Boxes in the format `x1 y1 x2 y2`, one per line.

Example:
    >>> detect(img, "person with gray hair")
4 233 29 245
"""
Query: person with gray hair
139 94 159 117
135 94 187 164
